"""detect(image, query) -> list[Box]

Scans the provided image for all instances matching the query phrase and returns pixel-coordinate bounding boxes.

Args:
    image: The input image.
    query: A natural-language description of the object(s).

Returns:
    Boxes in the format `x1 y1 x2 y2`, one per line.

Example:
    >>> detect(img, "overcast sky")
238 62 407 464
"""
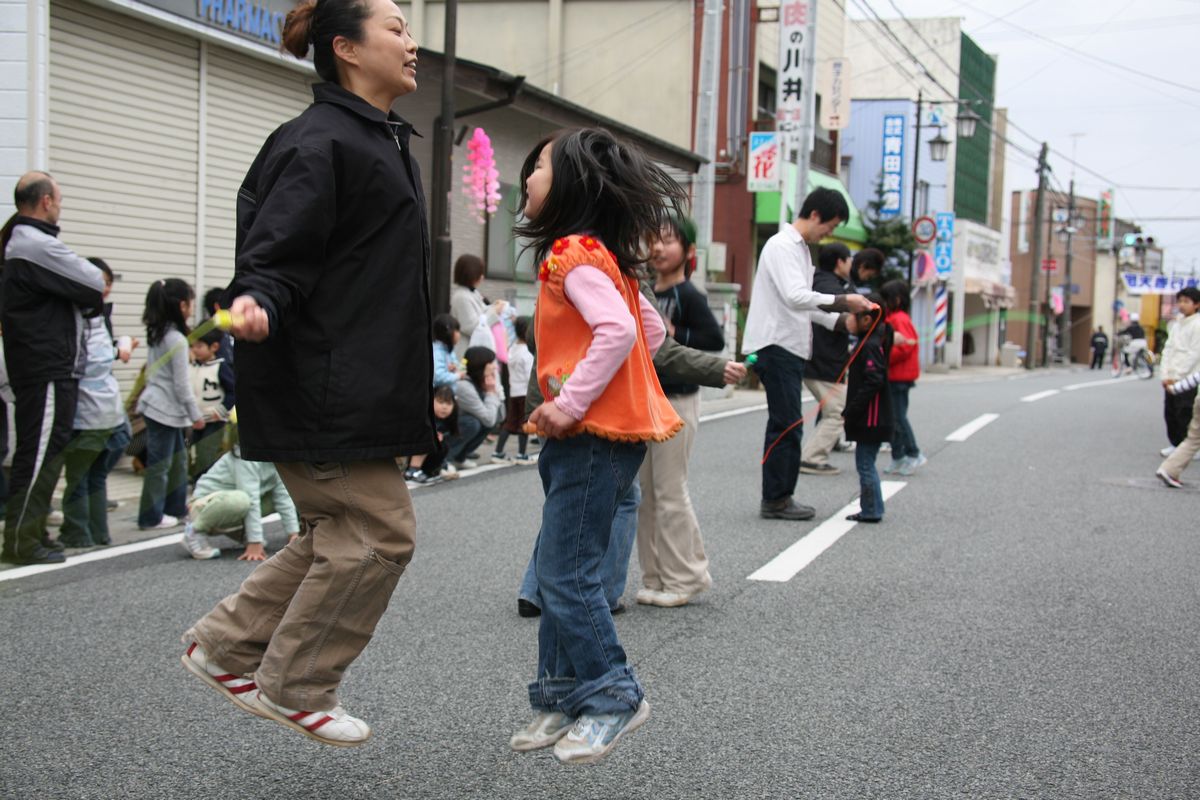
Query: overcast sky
846 0 1200 274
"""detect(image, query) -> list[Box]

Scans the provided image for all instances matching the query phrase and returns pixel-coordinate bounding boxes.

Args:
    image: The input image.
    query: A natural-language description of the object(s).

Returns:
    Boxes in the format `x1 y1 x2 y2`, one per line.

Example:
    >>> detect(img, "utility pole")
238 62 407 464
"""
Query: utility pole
906 90 923 286
1060 177 1076 364
1025 142 1049 370
429 0 457 314
792 0 818 222
692 0 722 273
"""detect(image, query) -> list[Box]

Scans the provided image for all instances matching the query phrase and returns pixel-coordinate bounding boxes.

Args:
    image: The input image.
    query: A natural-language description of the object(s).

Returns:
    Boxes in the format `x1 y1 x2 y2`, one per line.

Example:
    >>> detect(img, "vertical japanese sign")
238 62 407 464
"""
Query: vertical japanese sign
776 0 814 151
1098 189 1114 245
879 114 905 220
934 212 955 278
747 132 781 192
819 58 850 130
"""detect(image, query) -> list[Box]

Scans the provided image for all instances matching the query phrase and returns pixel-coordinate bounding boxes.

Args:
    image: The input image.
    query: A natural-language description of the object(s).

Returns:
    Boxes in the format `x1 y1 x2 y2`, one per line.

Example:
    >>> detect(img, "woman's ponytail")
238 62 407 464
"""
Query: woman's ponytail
281 0 316 59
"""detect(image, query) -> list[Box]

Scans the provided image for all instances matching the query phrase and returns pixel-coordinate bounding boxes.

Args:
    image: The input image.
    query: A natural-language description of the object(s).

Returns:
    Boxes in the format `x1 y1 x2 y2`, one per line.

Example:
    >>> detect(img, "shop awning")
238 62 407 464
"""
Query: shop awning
753 164 867 244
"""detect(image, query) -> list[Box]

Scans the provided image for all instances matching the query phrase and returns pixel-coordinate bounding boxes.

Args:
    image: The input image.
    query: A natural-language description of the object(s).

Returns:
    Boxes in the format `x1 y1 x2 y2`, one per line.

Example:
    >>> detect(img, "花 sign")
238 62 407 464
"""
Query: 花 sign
934 212 955 277
747 132 781 192
878 114 905 219
776 1 815 149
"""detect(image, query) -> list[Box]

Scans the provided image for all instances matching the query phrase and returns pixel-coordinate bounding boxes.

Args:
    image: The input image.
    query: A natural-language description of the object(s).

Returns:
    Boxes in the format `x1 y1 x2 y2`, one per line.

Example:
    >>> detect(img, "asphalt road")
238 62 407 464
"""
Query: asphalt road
1 368 1195 800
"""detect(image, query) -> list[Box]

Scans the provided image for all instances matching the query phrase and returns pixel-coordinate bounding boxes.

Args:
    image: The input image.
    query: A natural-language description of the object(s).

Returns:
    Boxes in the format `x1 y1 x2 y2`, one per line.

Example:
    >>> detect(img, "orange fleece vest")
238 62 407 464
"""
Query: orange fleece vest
531 234 682 443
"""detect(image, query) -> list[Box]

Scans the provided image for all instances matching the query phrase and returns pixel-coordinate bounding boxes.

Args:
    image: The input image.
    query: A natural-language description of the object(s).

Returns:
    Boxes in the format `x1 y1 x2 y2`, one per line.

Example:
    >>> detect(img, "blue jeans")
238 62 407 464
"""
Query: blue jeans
889 382 920 460
444 413 490 464
854 442 883 520
61 422 131 545
528 434 646 717
753 346 807 503
519 480 642 611
138 418 190 527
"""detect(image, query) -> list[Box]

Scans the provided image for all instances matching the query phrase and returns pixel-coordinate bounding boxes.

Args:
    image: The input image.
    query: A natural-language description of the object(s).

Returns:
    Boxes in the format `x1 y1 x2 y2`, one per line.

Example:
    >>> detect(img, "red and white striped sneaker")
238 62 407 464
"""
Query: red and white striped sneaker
181 642 267 718
248 691 372 748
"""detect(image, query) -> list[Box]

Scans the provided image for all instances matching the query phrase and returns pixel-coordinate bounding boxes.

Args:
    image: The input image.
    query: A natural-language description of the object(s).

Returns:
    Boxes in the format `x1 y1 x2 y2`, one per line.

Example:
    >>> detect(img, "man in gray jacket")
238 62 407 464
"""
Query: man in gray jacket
0 172 104 564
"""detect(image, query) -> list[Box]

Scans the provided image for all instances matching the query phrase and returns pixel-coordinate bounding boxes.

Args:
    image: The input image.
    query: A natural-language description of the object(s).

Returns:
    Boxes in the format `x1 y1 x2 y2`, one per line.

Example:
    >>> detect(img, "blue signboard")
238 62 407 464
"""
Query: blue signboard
934 212 955 278
879 115 905 219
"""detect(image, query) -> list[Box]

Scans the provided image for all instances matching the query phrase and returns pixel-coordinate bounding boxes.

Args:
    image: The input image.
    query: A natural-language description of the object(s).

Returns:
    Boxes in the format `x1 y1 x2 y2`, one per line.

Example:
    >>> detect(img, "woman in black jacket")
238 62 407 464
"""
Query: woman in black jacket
182 0 432 748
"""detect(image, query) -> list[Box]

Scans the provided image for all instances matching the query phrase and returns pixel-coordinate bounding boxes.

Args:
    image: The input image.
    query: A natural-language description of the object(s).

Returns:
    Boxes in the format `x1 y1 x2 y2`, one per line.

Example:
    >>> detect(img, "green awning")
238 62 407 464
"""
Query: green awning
754 164 867 244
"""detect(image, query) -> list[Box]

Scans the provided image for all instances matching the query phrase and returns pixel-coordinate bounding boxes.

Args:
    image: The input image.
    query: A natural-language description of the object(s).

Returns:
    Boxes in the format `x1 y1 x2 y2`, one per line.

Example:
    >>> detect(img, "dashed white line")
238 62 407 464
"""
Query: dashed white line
945 413 1000 442
1021 389 1060 403
698 403 769 424
748 481 907 582
1063 376 1137 391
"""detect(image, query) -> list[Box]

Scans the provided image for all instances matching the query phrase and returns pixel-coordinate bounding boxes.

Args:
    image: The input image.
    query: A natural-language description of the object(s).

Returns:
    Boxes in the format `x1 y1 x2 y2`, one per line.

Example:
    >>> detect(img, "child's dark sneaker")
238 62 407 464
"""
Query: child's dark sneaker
509 711 573 751
180 642 265 717
248 691 372 747
553 700 649 764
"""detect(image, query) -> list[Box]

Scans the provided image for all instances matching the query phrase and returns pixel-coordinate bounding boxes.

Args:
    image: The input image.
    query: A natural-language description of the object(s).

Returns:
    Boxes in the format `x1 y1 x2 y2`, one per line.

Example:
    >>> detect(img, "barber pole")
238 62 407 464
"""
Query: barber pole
934 282 948 348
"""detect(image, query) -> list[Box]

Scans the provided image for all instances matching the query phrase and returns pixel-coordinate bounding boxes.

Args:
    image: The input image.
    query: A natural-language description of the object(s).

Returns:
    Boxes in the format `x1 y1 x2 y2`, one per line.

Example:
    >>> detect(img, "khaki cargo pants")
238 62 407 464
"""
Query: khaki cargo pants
185 459 415 711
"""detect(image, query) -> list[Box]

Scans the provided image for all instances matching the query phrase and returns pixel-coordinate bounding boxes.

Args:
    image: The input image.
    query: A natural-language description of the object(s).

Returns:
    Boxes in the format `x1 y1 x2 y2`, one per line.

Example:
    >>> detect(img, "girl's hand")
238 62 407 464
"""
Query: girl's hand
238 543 267 561
193 419 206 431
528 402 575 439
228 295 270 342
723 360 747 385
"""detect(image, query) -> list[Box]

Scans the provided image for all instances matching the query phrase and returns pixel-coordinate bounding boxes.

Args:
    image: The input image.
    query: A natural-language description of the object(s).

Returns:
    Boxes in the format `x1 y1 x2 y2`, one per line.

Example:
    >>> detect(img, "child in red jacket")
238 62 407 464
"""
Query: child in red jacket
879 280 924 476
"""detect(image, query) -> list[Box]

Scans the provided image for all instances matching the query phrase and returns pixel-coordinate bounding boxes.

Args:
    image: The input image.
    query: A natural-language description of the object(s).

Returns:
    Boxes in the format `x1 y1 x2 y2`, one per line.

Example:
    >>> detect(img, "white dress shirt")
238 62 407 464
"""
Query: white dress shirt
741 225 841 359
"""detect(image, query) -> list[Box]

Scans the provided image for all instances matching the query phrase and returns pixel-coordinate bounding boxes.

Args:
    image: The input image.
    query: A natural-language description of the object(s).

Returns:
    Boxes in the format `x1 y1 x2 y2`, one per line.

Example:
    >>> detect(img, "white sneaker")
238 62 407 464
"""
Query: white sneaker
455 459 478 469
180 642 266 717
510 711 574 751
649 591 692 608
1161 446 1176 457
181 523 219 560
141 514 180 531
1156 469 1184 489
635 588 663 605
249 691 372 747
553 700 650 764
491 452 513 465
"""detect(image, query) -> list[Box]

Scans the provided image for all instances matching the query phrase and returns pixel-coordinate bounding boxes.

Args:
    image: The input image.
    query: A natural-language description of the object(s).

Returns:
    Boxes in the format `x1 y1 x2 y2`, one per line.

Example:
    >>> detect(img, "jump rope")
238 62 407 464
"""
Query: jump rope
753 306 884 466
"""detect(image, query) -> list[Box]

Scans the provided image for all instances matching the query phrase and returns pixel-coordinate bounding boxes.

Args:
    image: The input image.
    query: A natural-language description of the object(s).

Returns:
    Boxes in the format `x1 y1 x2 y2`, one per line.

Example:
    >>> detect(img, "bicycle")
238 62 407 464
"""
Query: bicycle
1111 334 1155 379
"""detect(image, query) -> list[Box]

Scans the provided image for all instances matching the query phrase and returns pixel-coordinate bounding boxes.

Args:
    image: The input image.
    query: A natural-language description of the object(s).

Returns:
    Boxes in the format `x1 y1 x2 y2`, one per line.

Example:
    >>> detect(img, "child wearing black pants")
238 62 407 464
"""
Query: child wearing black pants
843 303 893 522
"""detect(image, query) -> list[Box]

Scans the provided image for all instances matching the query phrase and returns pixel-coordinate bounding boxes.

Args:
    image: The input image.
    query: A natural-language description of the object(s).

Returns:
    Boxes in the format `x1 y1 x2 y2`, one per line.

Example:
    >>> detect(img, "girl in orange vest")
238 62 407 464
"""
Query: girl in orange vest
508 128 685 764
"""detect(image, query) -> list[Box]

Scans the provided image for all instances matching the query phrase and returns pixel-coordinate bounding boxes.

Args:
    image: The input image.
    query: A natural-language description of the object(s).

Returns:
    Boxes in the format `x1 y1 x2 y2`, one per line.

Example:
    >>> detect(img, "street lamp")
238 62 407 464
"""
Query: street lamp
956 106 980 139
928 128 951 162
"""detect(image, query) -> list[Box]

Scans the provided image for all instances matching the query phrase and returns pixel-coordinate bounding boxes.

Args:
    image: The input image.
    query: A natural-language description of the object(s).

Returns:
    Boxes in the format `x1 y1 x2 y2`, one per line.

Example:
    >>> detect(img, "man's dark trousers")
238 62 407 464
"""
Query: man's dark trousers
1165 386 1198 447
2 379 79 559
753 345 807 504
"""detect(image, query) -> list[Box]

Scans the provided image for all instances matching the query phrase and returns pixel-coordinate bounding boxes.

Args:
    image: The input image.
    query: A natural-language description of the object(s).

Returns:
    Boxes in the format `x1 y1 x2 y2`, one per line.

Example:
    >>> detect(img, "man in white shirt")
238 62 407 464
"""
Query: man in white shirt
743 188 873 520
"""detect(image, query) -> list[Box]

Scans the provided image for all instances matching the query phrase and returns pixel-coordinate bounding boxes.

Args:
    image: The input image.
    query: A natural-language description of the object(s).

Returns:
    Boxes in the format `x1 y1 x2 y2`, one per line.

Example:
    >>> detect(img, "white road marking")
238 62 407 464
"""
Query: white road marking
1063 376 1138 391
748 481 907 582
945 413 1000 442
1021 389 1060 403
698 403 769 423
0 532 185 583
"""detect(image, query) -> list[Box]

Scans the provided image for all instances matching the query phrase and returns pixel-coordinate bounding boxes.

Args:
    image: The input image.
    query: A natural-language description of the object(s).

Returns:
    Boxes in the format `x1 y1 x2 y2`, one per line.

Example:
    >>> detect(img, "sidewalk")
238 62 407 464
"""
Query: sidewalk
1 365 1026 570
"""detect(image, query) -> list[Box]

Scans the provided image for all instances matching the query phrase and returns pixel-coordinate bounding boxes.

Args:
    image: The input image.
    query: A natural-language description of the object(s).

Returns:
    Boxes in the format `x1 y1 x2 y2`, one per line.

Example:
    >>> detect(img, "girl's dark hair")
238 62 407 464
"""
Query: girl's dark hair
879 279 911 314
463 345 495 396
432 312 461 348
515 128 688 278
453 254 486 288
87 257 114 284
513 315 531 342
817 242 851 273
281 0 373 84
143 278 194 346
432 384 458 436
859 293 886 328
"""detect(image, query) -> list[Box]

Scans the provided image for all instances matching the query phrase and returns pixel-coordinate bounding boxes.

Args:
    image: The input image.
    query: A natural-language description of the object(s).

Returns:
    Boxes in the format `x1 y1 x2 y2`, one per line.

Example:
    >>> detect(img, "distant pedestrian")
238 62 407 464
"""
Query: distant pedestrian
842 301 893 522
879 279 924 476
136 278 204 531
742 187 872 521
1090 326 1109 370
450 254 506 358
182 0 433 749
0 171 105 565
493 315 534 463
801 242 854 476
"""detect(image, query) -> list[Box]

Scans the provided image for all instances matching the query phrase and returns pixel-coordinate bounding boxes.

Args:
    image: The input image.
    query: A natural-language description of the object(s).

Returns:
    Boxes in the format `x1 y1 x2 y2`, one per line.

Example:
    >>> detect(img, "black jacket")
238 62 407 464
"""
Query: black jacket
807 269 853 382
843 322 894 444
654 279 724 395
0 217 105 388
228 83 435 462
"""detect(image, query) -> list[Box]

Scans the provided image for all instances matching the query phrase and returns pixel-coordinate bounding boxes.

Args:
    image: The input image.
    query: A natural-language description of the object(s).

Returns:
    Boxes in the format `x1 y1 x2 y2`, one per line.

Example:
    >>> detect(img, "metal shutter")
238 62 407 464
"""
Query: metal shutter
202 45 311 296
49 0 200 388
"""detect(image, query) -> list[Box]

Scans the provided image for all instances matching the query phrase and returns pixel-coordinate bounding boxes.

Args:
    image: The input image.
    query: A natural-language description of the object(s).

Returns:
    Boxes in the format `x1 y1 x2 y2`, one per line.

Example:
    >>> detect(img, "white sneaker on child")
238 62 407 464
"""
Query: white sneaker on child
181 523 219 560
248 691 372 747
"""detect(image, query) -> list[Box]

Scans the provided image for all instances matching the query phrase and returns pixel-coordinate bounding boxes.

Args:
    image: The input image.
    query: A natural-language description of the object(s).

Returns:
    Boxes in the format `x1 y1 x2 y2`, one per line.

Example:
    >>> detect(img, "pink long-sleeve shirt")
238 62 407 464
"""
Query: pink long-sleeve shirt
554 265 667 421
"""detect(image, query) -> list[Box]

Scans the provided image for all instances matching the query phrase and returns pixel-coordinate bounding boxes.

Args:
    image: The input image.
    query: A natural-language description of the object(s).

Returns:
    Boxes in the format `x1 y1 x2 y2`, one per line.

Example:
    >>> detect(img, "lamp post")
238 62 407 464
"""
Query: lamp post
906 92 954 286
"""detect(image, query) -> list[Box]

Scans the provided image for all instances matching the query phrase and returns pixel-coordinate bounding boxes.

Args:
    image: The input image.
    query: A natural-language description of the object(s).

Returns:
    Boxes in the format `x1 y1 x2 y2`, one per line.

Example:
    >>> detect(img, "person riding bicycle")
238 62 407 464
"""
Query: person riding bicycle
1119 315 1148 366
